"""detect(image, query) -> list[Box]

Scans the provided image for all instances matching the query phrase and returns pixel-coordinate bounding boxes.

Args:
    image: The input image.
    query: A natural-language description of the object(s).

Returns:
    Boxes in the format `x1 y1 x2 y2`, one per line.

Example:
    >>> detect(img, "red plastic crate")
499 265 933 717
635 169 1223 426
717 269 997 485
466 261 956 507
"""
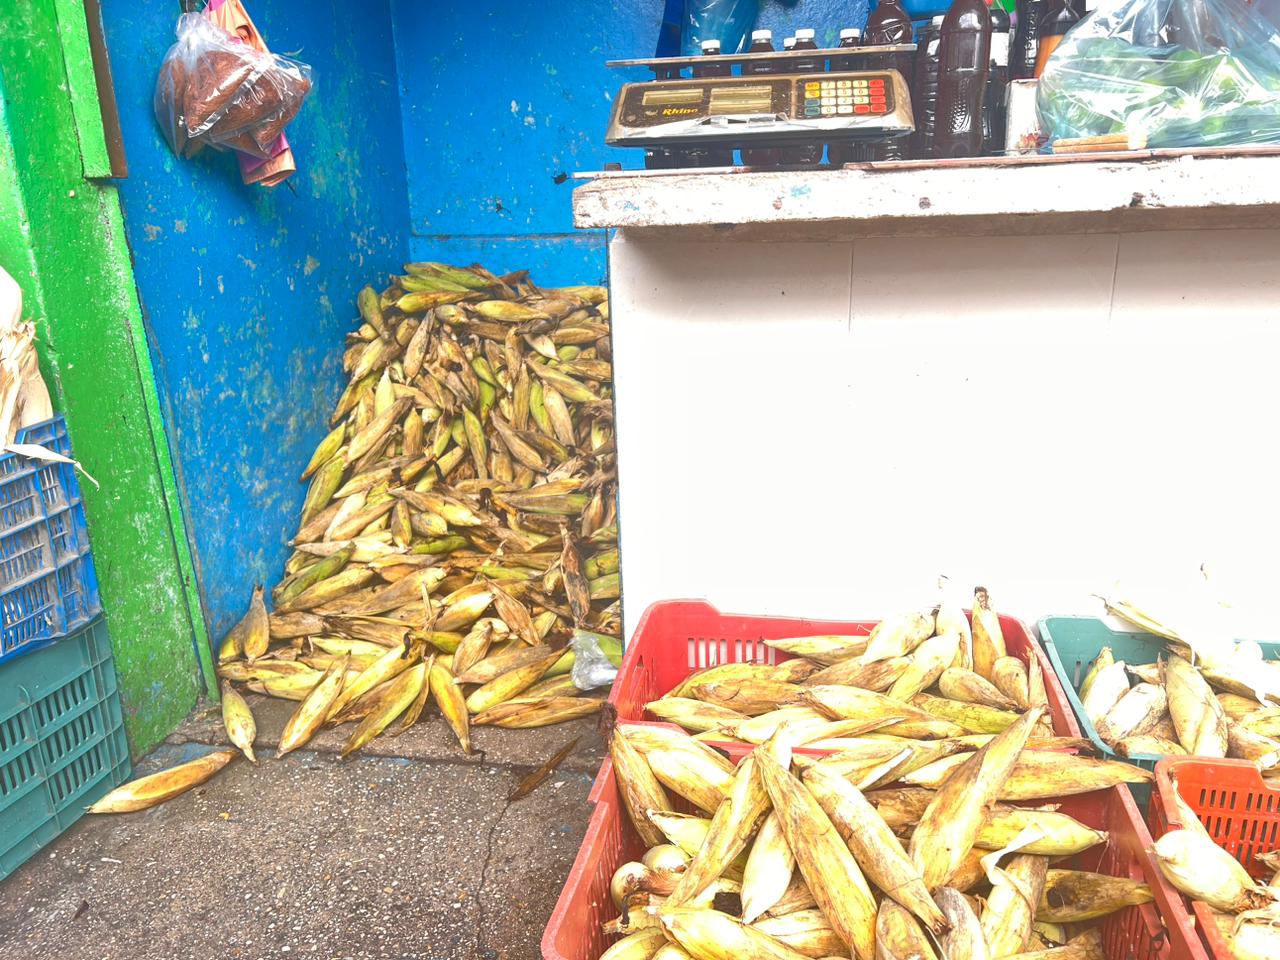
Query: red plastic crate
610 599 1082 758
1150 757 1280 960
543 750 1202 960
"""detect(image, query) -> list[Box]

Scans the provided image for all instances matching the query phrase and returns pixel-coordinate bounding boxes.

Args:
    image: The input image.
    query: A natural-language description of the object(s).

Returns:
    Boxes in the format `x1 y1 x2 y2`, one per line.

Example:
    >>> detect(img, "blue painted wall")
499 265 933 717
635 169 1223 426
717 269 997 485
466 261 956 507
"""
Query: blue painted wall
100 1 410 645
388 0 653 287
101 0 879 657
389 0 870 287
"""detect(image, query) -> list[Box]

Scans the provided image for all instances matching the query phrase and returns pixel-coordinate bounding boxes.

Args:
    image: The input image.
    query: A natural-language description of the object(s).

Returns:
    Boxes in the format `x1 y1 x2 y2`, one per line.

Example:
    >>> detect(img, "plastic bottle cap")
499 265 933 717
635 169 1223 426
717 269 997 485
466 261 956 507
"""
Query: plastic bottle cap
700 40 721 52
795 28 816 39
751 29 772 40
839 28 862 38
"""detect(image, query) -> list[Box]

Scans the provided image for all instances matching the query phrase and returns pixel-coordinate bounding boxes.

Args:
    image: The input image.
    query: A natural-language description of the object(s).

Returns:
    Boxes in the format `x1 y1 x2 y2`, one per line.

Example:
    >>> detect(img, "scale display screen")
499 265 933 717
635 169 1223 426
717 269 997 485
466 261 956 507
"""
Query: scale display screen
640 88 703 107
708 85 774 115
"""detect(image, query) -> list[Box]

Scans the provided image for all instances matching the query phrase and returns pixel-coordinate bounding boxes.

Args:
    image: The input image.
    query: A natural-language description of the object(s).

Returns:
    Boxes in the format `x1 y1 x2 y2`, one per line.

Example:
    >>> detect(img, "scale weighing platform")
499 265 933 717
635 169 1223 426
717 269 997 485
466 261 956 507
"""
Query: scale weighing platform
605 47 916 153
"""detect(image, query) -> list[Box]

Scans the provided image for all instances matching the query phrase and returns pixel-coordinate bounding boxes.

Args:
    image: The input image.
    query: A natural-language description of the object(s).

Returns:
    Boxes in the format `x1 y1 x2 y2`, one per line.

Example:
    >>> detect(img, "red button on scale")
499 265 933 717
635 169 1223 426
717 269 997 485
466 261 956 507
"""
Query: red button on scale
869 78 885 87
854 104 871 114
872 105 887 113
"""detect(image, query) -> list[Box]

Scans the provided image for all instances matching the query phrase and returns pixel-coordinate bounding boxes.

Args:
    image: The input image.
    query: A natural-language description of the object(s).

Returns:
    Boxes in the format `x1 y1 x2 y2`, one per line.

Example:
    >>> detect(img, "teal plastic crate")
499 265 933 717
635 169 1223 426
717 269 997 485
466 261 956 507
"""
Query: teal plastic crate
1039 615 1280 809
0 616 129 880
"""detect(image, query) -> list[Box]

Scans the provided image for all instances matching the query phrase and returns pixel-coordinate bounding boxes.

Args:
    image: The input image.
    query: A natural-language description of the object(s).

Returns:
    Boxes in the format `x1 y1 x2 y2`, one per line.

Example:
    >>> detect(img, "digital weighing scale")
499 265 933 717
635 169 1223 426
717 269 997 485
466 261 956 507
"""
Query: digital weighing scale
605 48 916 156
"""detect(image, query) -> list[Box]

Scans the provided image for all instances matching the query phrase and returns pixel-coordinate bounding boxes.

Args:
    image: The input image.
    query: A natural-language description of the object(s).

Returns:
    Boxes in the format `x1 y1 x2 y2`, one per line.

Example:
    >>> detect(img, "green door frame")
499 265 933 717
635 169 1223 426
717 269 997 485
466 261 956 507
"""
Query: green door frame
0 0 216 756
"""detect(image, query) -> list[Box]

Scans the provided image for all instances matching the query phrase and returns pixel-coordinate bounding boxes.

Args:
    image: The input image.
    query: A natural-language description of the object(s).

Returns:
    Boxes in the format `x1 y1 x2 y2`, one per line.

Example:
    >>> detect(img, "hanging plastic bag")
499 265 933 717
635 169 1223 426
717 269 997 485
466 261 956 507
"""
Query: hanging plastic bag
154 13 311 166
1037 0 1280 149
682 0 759 55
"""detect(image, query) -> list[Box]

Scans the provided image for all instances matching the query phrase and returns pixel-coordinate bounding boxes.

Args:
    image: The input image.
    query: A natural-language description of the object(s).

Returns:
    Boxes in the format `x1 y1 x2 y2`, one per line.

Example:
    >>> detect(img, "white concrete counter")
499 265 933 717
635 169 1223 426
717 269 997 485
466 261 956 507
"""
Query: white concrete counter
579 159 1280 634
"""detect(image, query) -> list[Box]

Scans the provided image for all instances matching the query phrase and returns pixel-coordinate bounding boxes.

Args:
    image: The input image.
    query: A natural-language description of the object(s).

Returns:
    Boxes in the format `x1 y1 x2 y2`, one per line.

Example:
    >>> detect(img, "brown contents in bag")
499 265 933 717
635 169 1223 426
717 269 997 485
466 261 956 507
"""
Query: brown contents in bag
155 14 311 160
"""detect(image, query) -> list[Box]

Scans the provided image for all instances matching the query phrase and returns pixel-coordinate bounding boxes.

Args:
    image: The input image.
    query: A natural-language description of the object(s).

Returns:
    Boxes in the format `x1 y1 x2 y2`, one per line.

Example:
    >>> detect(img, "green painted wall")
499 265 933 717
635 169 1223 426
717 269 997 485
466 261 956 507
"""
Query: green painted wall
0 0 211 755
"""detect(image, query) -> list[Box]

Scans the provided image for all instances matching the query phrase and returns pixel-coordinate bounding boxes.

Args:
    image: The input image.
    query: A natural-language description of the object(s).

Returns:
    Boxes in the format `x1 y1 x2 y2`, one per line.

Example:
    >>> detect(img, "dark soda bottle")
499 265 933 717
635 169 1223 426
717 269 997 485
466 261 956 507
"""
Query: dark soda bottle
864 0 916 161
643 149 676 169
1010 0 1043 79
741 30 781 167
865 0 915 43
1168 0 1222 46
833 25 862 66
792 28 821 67
828 28 863 165
984 0 1010 154
782 28 823 166
1034 0 1080 78
935 0 992 158
911 16 945 159
683 40 733 168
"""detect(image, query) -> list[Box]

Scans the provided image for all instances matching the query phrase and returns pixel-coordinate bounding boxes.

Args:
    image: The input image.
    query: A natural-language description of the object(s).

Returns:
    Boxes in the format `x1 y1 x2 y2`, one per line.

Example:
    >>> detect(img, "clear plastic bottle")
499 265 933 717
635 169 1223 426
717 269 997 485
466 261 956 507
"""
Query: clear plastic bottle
782 29 823 166
934 0 992 158
984 0 1011 154
910 16 946 159
682 39 733 168
741 29 781 167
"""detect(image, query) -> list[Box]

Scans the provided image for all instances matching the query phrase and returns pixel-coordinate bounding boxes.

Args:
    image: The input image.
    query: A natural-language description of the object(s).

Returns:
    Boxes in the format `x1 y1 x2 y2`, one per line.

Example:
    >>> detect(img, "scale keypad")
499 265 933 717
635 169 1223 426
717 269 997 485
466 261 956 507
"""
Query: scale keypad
801 74 892 118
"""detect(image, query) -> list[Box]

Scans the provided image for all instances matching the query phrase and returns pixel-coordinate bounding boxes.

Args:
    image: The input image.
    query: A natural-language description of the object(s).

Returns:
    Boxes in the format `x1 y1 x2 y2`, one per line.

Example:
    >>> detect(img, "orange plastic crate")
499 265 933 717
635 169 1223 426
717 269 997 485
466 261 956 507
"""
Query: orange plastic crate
609 599 1082 759
1151 757 1280 960
543 749 1204 960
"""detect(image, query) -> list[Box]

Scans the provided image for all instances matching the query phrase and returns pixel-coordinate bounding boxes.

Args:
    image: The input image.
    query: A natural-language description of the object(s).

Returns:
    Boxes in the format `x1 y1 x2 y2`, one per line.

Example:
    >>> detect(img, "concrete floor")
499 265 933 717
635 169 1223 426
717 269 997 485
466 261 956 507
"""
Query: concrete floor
0 695 606 960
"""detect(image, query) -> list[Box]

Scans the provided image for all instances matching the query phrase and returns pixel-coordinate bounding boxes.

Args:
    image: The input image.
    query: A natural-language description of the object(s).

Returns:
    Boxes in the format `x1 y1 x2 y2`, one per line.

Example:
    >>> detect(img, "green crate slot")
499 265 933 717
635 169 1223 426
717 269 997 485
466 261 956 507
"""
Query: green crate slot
0 616 129 880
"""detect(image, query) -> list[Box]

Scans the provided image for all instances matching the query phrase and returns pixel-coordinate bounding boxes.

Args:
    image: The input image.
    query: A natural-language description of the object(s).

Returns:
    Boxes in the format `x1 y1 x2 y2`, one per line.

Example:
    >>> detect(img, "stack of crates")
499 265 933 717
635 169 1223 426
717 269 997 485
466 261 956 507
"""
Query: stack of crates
0 416 127 880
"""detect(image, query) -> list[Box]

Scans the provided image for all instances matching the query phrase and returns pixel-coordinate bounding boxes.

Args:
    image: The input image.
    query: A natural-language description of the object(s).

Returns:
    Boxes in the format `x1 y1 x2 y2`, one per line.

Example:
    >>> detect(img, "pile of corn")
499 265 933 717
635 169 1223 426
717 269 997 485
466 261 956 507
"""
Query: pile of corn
589 593 1163 960
217 262 622 755
603 712 1154 960
87 264 624 813
646 591 1146 794
1080 600 1280 767
1153 783 1280 960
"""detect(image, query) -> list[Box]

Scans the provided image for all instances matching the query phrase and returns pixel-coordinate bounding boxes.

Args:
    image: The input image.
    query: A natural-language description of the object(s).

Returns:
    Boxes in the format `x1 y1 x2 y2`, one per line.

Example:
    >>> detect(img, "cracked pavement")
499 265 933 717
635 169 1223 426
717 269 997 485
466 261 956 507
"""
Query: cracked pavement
0 694 605 960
